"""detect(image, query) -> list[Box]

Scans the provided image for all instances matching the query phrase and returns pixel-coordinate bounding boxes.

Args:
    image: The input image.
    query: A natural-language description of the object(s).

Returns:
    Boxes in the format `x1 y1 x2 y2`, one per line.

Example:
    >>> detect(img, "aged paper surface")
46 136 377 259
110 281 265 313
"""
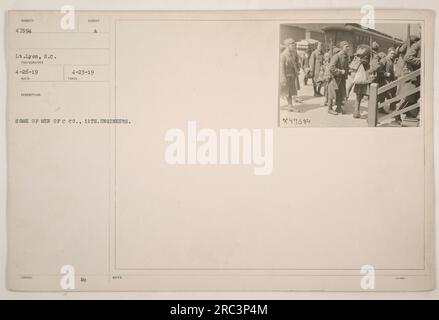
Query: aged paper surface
6 10 435 291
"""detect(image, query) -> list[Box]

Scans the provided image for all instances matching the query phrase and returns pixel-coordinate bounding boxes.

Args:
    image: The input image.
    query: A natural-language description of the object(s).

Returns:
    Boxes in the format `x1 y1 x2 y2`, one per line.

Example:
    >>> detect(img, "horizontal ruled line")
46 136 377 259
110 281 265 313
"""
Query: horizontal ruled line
16 47 110 50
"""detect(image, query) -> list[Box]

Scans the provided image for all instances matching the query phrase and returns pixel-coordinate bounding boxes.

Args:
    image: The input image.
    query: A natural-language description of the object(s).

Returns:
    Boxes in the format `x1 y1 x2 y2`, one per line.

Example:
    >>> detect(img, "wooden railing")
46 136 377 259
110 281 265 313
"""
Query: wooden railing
367 69 420 126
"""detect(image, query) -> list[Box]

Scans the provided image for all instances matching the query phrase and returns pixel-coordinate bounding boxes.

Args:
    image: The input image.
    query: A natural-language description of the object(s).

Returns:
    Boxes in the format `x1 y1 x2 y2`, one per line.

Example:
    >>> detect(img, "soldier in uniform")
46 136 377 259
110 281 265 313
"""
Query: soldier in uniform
280 38 301 112
302 46 312 85
393 35 421 124
370 51 387 103
404 36 421 71
369 42 386 89
309 42 324 97
402 36 421 117
321 51 332 106
394 43 408 79
381 47 397 112
350 44 371 119
327 41 350 115
382 47 396 83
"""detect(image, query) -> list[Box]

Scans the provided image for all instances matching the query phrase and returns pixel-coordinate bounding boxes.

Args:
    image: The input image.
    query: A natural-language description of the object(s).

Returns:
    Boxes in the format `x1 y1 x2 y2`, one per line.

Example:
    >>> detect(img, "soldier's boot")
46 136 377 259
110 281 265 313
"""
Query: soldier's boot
287 97 293 109
286 97 298 112
328 103 338 115
383 102 391 114
335 104 344 114
391 100 405 125
322 92 328 106
391 115 402 126
316 83 323 97
313 83 318 96
353 99 361 119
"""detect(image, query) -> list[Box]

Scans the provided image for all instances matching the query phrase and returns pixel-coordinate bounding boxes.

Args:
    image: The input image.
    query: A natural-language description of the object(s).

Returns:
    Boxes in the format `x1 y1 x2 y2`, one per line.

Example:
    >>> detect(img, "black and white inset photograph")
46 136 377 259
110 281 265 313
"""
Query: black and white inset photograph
278 23 422 127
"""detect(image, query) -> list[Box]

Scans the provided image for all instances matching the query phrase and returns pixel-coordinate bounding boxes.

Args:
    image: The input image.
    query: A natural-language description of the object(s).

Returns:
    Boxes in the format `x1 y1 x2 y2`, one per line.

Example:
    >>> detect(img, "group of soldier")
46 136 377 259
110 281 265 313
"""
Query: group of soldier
280 34 421 124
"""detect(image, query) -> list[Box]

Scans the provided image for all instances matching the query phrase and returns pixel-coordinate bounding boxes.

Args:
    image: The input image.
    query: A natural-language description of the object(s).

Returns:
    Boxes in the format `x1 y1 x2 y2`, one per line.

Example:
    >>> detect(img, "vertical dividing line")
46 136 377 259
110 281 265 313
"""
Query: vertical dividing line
114 20 118 272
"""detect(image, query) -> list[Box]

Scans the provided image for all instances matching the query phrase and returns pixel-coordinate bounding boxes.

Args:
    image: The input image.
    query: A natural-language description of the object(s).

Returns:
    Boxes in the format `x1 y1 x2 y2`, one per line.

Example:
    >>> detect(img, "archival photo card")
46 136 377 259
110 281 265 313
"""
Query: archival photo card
6 9 435 292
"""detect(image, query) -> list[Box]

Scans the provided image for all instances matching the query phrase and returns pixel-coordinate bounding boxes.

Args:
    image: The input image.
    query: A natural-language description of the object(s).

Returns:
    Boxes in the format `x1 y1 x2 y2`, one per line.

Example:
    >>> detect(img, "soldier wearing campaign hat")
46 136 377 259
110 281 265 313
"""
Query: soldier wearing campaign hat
327 40 350 115
369 41 387 98
392 34 421 124
280 38 301 112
